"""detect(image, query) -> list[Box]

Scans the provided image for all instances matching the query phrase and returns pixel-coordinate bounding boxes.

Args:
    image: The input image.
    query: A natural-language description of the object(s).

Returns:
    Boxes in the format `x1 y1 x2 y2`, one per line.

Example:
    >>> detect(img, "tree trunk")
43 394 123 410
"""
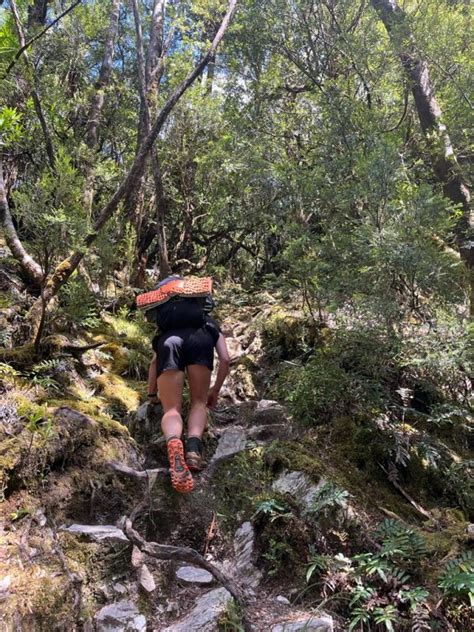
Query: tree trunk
129 0 171 282
0 158 43 287
11 0 55 171
83 0 121 214
370 0 473 311
26 0 239 339
27 0 49 31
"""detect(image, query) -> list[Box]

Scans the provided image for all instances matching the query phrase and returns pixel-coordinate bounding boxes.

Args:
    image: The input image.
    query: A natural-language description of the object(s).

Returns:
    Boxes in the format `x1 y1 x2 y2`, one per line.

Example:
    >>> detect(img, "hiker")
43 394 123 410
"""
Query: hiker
141 276 230 493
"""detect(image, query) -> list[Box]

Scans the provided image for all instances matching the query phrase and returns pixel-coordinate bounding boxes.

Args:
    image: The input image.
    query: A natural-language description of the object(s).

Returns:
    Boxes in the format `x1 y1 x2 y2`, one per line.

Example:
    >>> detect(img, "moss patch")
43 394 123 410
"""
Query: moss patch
94 373 140 415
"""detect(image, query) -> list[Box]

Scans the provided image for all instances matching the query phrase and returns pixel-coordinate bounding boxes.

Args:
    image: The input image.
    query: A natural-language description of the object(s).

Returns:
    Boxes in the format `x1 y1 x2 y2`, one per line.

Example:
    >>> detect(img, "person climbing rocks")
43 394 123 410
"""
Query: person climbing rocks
138 276 230 494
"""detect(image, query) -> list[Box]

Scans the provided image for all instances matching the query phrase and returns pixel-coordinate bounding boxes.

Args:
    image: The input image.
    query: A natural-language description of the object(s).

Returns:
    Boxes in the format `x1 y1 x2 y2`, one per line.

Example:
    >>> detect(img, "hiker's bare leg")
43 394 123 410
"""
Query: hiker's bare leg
158 370 185 439
187 364 212 439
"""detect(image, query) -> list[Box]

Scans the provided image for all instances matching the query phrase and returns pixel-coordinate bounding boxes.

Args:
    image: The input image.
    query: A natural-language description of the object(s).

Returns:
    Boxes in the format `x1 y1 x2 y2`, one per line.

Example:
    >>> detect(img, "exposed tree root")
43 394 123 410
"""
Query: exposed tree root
122 518 251 628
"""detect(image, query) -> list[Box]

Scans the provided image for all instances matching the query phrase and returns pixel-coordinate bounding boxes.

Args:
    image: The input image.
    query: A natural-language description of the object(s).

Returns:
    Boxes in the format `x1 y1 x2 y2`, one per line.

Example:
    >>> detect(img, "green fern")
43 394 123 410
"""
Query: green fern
438 551 474 607
310 481 349 515
375 519 427 561
373 605 398 631
31 358 61 374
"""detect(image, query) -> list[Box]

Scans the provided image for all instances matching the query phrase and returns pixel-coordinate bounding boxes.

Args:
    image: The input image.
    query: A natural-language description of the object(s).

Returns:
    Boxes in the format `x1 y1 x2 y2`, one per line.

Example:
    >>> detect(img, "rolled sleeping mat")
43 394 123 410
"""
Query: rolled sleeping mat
136 277 213 311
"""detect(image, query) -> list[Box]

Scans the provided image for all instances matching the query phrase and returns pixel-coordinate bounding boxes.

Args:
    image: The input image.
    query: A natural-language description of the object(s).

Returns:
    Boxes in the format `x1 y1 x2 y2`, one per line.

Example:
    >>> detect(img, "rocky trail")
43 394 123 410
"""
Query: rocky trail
1 286 472 631
1 398 336 631
1 299 338 631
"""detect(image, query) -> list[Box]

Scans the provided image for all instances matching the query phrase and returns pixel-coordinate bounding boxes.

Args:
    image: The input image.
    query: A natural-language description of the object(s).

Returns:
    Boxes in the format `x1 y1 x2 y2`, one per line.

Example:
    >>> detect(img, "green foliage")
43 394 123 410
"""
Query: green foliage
58 278 101 330
310 482 349 516
262 538 294 577
305 518 434 630
375 520 427 563
438 551 474 607
0 106 22 147
218 599 245 632
253 498 292 523
25 360 61 393
277 326 398 423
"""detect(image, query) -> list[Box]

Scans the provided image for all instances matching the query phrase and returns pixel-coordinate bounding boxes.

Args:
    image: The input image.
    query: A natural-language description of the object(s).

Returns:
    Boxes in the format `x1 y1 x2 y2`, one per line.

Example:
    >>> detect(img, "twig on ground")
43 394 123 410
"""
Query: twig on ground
107 461 169 479
379 463 432 520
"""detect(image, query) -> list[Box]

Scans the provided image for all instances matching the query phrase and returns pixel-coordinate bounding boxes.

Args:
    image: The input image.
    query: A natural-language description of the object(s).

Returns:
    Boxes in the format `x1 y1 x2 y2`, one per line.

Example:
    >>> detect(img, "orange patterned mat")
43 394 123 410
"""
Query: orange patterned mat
137 277 212 310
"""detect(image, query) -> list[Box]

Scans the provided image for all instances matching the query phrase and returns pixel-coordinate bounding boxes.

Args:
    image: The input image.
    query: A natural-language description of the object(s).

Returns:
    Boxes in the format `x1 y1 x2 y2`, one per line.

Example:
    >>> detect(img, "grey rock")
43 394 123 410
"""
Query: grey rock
271 615 333 632
112 583 127 596
176 566 215 586
94 600 146 632
62 524 128 543
0 575 11 595
162 587 232 632
211 428 247 461
137 564 156 593
248 423 288 441
135 403 149 423
232 522 262 589
275 596 291 606
254 400 288 425
467 523 474 540
131 545 144 569
272 471 326 516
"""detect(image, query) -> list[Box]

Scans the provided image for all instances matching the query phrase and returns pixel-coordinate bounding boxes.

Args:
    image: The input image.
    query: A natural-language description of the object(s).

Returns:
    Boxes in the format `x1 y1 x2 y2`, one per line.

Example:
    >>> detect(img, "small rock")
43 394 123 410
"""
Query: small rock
271 615 333 632
162 587 232 632
254 400 288 425
113 583 128 596
467 524 474 540
0 575 11 597
137 564 156 593
211 428 247 461
248 423 288 441
176 566 215 586
34 508 47 527
94 600 146 632
131 545 144 568
61 524 128 543
275 595 291 606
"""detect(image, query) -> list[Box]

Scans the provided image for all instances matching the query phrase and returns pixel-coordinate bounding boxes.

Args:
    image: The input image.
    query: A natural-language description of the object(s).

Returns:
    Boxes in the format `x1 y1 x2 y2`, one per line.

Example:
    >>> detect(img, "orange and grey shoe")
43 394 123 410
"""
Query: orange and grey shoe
166 437 194 493
186 451 203 472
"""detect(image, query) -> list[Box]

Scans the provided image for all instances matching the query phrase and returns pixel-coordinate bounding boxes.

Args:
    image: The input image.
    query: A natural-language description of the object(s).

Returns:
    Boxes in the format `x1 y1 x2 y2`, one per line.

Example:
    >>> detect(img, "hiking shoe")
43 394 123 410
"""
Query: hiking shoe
167 438 194 493
186 451 203 472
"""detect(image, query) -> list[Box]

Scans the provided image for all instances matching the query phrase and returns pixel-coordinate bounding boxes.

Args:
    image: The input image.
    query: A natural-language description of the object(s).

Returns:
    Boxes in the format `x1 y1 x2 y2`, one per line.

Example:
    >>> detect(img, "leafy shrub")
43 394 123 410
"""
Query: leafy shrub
277 326 398 423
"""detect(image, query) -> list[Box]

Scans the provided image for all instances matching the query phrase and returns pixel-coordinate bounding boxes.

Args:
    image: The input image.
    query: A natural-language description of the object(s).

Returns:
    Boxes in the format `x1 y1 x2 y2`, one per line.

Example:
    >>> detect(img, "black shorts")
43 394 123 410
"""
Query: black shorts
152 324 219 376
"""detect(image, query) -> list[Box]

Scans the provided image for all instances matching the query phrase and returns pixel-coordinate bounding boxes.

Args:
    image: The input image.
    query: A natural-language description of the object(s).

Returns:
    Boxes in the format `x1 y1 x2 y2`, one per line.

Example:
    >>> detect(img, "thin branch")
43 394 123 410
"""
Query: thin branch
3 0 83 80
0 157 43 285
379 463 432 520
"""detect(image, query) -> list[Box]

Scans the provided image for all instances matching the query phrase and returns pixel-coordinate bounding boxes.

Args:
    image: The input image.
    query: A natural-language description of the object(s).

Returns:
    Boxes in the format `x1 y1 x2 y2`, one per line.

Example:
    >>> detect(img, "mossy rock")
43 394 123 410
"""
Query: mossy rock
94 373 140 416
46 398 129 436
0 343 35 367
260 308 324 360
265 439 323 482
1 569 77 631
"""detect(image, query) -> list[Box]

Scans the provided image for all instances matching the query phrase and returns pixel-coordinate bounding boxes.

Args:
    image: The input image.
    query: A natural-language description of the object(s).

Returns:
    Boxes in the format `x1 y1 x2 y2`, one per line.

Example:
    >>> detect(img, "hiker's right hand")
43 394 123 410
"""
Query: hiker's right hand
207 388 219 409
